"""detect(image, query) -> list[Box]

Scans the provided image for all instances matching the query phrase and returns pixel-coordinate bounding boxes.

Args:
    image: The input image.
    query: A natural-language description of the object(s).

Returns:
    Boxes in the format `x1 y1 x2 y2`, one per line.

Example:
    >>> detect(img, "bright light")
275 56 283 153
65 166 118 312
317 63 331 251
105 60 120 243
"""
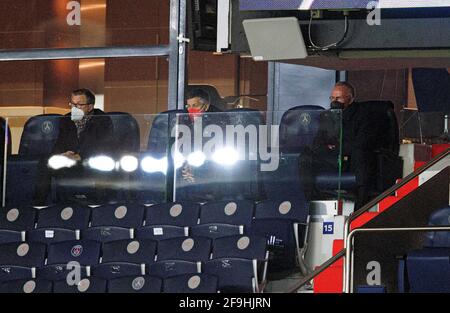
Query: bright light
187 151 206 167
48 155 77 170
88 156 115 172
212 147 239 166
173 150 186 169
141 156 168 174
120 155 139 172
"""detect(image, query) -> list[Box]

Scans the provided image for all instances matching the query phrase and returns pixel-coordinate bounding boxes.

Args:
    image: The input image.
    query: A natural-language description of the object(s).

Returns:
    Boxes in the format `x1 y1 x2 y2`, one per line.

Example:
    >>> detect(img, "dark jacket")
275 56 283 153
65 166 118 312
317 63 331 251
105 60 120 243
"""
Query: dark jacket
53 109 114 158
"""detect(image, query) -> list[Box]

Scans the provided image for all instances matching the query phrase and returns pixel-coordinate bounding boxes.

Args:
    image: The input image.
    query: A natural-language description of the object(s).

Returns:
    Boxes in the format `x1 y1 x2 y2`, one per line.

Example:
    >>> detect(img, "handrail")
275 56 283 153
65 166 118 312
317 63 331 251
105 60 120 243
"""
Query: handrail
345 226 450 293
349 147 450 223
288 249 345 293
289 147 450 293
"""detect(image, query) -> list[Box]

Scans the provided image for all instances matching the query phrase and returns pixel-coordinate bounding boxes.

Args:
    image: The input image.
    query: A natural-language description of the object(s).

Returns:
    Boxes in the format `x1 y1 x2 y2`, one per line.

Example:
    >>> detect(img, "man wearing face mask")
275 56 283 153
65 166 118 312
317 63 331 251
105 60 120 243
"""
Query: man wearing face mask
33 88 113 205
53 88 113 159
301 82 384 209
185 88 222 120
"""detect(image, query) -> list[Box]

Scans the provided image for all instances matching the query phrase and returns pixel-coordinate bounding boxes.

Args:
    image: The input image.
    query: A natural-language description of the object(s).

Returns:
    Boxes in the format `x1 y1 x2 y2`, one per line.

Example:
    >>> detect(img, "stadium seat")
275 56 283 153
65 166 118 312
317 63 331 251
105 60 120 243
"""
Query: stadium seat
53 277 107 293
92 239 156 279
107 112 140 153
0 242 47 282
135 225 187 241
108 275 162 293
6 114 61 206
0 279 53 293
157 237 212 263
190 224 242 240
0 206 36 231
0 230 24 244
398 207 450 293
82 226 133 243
203 258 256 293
40 240 101 281
144 202 200 227
36 203 91 230
211 235 269 291
147 260 200 279
250 199 309 275
27 228 78 245
163 273 218 293
199 200 254 228
279 105 325 154
90 203 145 228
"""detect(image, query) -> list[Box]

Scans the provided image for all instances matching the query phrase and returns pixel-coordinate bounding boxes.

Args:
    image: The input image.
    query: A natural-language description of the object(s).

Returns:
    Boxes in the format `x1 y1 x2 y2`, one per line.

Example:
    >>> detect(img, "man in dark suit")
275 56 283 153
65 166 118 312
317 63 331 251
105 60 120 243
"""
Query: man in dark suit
302 82 398 209
33 88 113 204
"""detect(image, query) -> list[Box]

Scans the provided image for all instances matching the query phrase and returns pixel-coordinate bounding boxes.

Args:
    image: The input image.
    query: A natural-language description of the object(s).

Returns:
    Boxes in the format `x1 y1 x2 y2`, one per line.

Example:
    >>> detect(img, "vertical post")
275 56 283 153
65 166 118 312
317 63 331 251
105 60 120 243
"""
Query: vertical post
2 118 8 207
168 0 187 110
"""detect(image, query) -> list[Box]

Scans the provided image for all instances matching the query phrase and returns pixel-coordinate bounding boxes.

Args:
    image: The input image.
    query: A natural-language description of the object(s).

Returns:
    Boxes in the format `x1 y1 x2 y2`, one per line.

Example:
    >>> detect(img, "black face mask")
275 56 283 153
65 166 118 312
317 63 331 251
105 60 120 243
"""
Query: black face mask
330 101 345 110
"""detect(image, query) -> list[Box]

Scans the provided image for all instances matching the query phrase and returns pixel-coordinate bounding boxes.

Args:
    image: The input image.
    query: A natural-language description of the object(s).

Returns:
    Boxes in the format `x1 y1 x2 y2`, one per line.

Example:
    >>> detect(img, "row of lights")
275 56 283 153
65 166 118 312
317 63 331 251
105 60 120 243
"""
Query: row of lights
48 147 240 173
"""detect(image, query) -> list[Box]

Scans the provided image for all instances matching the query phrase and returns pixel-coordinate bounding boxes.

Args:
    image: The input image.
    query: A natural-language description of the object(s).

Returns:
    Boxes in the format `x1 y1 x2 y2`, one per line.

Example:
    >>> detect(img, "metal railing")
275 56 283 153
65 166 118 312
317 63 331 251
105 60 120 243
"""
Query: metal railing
289 147 450 293
344 226 450 293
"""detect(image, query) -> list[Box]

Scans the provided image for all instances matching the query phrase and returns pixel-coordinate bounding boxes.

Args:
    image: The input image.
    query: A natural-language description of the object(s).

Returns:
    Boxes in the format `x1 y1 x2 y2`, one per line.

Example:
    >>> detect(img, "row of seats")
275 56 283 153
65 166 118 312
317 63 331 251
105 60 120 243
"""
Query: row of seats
0 235 268 293
0 273 220 293
0 199 308 275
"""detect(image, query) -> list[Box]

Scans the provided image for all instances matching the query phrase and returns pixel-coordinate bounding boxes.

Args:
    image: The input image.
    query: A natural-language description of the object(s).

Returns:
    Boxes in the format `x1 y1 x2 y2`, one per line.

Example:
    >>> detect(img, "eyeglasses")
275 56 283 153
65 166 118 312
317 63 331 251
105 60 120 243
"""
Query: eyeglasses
69 101 91 108
329 96 349 102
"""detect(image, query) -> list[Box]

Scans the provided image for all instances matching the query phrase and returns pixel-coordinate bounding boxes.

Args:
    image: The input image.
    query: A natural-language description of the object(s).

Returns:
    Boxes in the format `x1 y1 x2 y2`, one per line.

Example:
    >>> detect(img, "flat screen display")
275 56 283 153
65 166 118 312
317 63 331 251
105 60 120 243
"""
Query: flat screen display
240 0 450 10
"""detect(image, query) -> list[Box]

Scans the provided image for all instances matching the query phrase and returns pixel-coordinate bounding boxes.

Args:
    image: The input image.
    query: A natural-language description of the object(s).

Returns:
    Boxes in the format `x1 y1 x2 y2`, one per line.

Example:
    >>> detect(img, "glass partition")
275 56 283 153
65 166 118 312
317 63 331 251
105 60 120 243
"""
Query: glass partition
0 110 345 207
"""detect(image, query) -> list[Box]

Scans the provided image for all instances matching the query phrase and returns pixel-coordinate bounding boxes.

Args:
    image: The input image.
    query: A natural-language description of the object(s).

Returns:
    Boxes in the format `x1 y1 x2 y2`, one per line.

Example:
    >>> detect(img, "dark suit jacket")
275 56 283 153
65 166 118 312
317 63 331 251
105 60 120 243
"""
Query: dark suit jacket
53 109 114 158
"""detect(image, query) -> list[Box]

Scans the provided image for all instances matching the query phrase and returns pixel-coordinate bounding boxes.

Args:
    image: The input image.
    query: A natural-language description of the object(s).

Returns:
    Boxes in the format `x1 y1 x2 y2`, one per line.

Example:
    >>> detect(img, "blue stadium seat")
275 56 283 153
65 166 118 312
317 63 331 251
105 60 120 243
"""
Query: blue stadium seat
18 114 62 157
6 115 61 206
398 207 450 293
82 226 133 243
92 239 156 279
0 230 24 244
53 277 107 293
0 206 36 231
250 199 309 274
147 260 200 279
190 224 242 240
90 203 145 228
211 235 268 291
199 200 254 228
136 225 187 241
107 112 140 154
0 279 53 293
425 206 450 247
356 285 386 293
157 237 212 263
163 273 218 293
108 275 162 293
40 240 101 281
144 202 200 227
279 105 325 154
0 242 47 282
36 203 91 230
27 228 78 245
203 258 256 293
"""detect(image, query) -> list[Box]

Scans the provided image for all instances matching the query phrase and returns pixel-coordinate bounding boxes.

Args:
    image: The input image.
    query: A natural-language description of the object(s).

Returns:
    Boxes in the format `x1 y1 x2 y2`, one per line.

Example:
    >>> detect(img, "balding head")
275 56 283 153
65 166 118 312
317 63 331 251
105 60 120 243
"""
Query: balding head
330 82 355 109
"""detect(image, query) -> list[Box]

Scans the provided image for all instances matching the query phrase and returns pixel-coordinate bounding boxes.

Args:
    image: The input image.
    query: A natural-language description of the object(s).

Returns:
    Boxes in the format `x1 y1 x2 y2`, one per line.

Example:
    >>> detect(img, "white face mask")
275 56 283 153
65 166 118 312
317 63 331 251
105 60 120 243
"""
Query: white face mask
71 106 85 121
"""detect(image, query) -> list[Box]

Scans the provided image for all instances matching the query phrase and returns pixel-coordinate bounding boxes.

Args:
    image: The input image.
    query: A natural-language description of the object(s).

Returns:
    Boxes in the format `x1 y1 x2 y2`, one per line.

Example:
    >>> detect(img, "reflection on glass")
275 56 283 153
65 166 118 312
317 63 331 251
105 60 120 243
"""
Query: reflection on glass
187 151 206 167
212 147 239 166
120 155 139 172
88 155 115 172
141 156 168 174
48 155 77 170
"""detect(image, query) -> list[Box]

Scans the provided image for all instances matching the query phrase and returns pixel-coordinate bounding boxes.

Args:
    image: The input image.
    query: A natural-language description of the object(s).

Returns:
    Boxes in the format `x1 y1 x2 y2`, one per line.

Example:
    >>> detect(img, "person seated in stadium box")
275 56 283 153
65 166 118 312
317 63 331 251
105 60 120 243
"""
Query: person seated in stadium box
33 88 114 205
299 81 397 209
